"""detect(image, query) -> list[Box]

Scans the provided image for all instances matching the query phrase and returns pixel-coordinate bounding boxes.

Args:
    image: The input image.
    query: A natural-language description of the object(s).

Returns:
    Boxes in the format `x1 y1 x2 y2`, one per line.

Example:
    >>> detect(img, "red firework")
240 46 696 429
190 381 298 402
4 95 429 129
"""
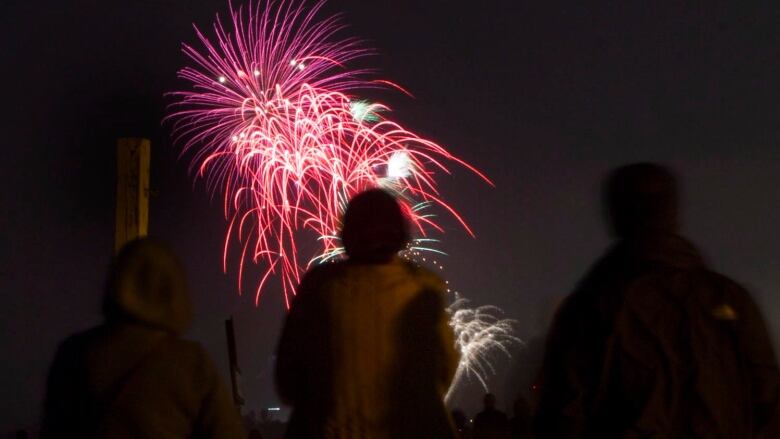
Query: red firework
168 0 490 307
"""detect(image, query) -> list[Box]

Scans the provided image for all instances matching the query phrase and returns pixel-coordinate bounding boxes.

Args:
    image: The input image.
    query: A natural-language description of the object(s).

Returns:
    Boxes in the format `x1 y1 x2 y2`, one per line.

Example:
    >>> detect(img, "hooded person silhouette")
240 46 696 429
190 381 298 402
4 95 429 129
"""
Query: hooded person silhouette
42 238 244 438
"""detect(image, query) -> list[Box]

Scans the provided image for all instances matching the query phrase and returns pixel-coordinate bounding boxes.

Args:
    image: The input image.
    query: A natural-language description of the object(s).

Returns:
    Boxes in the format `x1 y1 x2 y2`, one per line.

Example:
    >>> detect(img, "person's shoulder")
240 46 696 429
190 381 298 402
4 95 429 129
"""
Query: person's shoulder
667 267 754 304
294 262 347 300
307 260 344 275
300 261 345 285
163 338 220 375
57 325 109 352
697 269 759 310
399 259 446 291
168 336 205 353
701 269 749 292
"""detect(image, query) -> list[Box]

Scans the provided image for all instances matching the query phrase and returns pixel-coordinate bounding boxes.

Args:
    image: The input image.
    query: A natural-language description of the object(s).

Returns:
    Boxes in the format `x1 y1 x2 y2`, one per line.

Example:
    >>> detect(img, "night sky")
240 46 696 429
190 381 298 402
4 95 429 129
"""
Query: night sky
3 0 780 431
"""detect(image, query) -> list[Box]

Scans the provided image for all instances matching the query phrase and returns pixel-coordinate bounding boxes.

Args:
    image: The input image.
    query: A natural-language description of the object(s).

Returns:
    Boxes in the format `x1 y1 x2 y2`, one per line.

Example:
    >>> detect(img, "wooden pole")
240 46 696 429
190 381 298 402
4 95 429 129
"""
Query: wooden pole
114 138 150 253
225 317 245 408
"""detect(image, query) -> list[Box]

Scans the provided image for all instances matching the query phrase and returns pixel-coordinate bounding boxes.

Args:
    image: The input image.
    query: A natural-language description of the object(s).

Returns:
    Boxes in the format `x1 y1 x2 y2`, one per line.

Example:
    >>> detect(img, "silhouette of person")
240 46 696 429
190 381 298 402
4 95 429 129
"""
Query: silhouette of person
509 396 532 439
473 393 510 439
275 189 459 438
42 238 245 438
534 163 780 438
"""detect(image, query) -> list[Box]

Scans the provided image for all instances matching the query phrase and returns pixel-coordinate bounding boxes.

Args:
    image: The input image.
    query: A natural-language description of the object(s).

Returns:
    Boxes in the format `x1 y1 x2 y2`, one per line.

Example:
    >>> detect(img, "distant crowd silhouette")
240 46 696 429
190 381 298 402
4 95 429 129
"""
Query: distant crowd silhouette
42 163 779 438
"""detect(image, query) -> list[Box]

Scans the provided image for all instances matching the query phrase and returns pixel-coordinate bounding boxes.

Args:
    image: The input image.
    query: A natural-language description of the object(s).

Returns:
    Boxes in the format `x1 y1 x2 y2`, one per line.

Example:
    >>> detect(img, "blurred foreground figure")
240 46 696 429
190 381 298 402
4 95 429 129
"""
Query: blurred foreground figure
276 189 459 438
534 163 780 438
473 393 510 439
42 238 244 438
509 396 532 439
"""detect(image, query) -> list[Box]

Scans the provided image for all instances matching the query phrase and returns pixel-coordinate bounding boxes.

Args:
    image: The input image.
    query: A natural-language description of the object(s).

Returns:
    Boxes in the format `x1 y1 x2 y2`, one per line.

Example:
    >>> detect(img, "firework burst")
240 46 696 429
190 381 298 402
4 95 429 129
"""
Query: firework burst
445 298 522 402
168 0 489 307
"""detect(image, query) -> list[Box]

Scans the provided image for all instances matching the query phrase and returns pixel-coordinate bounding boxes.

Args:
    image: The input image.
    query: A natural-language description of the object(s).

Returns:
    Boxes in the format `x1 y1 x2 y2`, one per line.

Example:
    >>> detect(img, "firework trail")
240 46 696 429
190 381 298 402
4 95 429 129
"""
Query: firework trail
168 0 516 396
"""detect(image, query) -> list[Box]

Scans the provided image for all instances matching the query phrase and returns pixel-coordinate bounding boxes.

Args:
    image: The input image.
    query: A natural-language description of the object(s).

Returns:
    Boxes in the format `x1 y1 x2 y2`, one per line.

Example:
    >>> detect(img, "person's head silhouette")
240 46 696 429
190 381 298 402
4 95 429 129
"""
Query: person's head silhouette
605 163 679 238
103 238 192 334
341 189 409 263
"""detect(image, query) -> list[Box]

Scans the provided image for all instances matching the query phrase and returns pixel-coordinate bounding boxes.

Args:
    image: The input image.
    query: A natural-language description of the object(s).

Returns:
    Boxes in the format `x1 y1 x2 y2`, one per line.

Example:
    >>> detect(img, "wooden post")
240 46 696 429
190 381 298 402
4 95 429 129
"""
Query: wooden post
225 317 245 408
115 138 150 253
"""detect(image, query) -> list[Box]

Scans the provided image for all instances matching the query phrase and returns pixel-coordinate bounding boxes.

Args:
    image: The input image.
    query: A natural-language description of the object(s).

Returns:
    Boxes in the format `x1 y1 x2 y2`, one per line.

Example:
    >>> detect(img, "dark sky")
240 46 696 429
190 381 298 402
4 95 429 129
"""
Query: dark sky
3 0 780 430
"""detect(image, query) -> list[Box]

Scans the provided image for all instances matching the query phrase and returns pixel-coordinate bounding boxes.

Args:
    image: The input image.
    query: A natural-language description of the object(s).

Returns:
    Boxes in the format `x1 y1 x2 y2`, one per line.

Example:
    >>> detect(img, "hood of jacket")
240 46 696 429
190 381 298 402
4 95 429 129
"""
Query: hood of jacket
104 238 192 334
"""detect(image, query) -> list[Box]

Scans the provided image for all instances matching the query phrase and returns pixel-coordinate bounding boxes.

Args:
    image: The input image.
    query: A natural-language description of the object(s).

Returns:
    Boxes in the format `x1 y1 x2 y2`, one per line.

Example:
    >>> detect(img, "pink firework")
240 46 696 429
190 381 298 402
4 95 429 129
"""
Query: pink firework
168 0 490 307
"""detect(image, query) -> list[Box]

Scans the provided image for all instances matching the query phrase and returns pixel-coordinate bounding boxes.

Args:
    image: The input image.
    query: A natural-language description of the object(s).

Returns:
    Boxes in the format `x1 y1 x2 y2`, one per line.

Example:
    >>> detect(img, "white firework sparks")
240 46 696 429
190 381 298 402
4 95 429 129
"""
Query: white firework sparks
386 150 413 179
445 297 522 402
